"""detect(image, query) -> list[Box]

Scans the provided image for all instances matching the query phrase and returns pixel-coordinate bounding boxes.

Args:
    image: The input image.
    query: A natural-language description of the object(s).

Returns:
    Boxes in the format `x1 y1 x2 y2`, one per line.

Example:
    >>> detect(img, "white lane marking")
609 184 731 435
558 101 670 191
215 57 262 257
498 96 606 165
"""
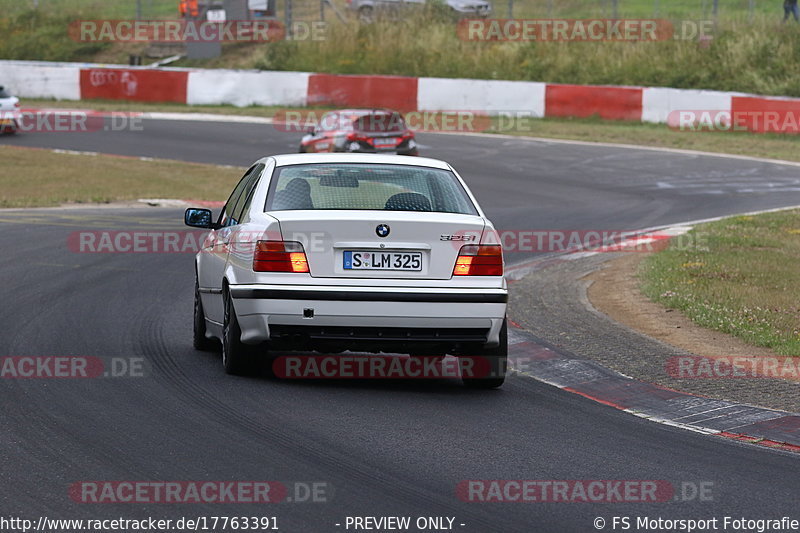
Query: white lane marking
52 149 98 156
142 112 273 124
626 412 721 435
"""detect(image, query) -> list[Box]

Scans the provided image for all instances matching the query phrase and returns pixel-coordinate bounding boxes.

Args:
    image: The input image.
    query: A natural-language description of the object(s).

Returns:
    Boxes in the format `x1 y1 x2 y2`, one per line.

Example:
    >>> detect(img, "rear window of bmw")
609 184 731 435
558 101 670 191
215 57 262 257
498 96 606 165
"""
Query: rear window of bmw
0 87 11 98
265 163 478 215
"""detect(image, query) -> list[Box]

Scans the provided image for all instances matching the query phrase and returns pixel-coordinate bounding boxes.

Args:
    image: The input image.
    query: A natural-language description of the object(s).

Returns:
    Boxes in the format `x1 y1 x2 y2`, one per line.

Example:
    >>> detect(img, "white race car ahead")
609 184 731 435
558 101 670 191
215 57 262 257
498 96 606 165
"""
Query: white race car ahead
0 86 20 134
185 153 508 388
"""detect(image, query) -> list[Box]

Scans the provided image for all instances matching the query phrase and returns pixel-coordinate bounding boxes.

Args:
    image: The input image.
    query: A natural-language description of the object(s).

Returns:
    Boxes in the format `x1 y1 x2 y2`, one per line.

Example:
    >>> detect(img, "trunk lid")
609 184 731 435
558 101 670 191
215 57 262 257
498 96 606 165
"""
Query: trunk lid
272 211 485 280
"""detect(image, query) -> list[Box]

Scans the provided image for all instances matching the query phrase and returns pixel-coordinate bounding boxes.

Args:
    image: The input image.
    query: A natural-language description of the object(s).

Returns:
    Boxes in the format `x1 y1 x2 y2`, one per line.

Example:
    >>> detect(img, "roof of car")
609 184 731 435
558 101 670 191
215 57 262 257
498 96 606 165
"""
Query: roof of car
269 153 453 170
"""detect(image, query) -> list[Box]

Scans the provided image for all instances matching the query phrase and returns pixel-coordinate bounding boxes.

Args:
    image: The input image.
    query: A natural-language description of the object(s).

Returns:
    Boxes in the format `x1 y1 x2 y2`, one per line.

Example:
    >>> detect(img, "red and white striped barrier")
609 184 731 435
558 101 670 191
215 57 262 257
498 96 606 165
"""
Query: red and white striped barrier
3 60 800 132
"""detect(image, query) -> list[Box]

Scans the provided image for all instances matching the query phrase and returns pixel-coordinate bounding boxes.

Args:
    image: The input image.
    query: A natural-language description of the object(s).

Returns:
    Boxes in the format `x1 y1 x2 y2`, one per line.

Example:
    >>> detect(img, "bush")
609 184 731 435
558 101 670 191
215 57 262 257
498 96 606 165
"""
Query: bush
0 8 110 62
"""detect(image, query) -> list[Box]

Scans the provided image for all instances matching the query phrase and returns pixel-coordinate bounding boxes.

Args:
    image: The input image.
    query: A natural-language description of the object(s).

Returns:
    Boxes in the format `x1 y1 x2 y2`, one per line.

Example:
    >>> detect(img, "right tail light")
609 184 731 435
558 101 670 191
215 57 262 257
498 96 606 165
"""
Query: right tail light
453 245 503 276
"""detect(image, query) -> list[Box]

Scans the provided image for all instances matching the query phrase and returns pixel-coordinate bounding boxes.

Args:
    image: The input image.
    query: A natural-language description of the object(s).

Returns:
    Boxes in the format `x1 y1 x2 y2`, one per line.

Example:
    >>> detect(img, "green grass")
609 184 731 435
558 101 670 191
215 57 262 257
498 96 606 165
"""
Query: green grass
640 210 800 356
0 0 785 20
0 145 243 207
0 8 111 62
22 97 288 117
0 0 177 19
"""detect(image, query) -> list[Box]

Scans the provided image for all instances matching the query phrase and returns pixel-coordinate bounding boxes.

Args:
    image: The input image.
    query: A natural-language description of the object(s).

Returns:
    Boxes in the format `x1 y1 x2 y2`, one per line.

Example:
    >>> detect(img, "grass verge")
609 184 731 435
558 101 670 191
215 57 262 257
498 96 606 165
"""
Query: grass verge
0 146 243 208
639 210 800 356
21 98 286 117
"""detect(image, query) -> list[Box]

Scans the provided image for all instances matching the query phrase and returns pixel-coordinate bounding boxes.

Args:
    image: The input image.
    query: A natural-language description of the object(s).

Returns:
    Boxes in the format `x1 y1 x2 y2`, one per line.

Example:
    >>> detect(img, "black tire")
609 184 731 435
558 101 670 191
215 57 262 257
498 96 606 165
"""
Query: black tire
222 289 253 375
193 279 217 351
462 319 507 389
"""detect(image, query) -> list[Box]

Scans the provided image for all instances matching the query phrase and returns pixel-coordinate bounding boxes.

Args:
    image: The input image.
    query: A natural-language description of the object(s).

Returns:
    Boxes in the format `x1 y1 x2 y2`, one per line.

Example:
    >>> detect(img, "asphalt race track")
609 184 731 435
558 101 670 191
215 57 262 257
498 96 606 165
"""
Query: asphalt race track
1 119 800 532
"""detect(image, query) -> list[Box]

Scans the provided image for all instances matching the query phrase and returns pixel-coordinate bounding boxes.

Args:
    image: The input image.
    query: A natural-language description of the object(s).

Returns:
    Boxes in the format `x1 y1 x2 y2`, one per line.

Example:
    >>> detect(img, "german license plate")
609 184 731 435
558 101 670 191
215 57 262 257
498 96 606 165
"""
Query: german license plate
373 137 398 146
343 251 422 271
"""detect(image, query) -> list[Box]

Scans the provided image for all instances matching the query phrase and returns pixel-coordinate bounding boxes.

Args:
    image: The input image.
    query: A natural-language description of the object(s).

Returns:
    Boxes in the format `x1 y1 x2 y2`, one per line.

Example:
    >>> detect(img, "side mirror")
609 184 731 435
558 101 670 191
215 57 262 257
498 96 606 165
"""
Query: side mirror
184 208 215 229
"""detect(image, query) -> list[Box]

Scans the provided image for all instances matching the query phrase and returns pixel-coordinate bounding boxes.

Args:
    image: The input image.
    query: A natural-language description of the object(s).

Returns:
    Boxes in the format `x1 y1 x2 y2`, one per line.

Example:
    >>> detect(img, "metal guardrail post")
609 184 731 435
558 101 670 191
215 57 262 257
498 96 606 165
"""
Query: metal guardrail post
285 0 293 39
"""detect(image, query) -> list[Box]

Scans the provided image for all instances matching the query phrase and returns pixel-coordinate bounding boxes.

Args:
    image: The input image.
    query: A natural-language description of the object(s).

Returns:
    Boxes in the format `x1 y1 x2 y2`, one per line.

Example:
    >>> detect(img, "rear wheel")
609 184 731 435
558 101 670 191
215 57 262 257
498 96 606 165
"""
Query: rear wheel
462 319 507 389
193 279 217 351
222 289 254 375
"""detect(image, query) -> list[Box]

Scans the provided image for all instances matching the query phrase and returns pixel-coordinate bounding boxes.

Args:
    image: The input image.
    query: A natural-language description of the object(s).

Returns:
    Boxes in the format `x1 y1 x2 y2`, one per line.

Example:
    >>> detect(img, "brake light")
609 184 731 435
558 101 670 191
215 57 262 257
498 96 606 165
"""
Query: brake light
345 132 362 142
253 240 309 273
14 101 20 108
453 245 503 276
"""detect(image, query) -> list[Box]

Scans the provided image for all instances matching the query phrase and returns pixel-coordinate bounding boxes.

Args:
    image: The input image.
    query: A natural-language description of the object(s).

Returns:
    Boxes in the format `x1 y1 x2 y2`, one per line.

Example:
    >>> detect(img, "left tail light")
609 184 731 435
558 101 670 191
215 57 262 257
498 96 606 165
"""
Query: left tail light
253 240 309 273
453 245 503 276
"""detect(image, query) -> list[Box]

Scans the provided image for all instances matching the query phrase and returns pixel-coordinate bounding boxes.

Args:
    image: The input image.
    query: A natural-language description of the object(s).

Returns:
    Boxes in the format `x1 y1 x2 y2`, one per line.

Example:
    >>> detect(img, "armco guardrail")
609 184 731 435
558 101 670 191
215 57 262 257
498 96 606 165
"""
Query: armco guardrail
2 59 798 131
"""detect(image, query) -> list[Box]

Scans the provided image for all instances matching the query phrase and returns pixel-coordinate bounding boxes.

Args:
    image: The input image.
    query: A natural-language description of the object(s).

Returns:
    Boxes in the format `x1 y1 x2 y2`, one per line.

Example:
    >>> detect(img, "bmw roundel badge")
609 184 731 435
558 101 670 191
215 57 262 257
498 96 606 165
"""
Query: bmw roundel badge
376 224 390 238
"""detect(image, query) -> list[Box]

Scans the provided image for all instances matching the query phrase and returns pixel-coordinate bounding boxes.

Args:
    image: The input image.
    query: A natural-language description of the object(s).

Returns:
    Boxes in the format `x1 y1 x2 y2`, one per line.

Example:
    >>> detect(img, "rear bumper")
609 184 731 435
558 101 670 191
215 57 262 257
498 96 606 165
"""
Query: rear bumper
340 138 418 156
229 284 507 352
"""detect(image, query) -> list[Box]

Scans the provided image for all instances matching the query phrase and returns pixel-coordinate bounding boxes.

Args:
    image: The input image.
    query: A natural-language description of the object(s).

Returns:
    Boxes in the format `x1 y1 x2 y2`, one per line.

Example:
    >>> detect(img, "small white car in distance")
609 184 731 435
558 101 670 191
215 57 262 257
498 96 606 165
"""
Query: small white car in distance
0 86 20 134
185 153 508 388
